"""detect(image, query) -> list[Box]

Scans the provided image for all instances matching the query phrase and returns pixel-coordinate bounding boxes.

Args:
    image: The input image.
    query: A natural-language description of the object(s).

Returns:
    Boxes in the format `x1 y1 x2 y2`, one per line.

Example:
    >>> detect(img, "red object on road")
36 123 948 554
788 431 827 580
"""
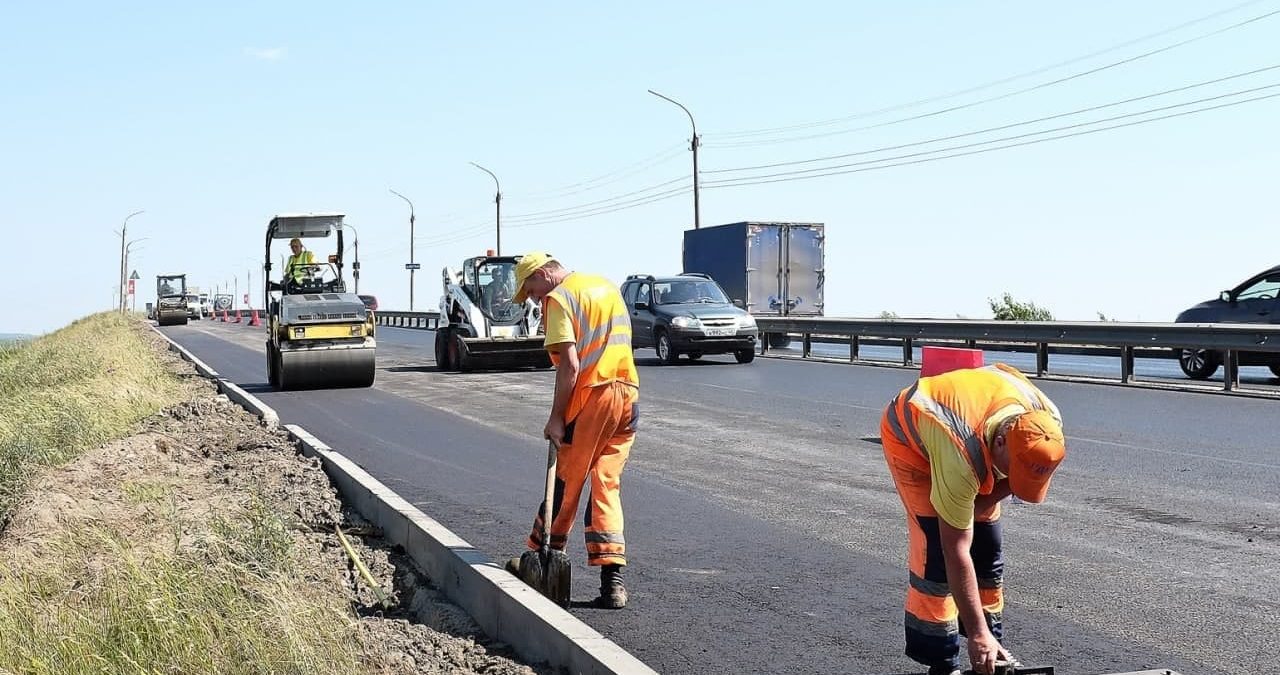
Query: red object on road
920 346 983 377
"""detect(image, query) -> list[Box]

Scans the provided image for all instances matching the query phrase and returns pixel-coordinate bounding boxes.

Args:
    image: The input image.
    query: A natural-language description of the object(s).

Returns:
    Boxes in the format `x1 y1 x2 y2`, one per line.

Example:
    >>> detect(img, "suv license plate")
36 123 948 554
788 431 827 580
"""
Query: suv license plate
704 327 734 337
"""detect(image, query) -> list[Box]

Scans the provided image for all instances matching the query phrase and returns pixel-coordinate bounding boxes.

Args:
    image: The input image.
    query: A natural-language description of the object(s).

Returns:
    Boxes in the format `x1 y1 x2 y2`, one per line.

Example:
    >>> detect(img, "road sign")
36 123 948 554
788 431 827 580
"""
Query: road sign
127 279 135 295
129 270 139 280
243 293 250 304
405 263 421 270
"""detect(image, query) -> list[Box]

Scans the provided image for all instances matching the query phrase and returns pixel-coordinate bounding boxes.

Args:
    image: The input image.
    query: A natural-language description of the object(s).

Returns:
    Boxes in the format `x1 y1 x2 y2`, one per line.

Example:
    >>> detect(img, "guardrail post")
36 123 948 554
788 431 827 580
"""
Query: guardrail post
966 339 977 349
760 333 770 355
1036 343 1049 376
1120 346 1135 383
902 337 914 366
849 334 859 362
802 333 812 358
1223 349 1239 391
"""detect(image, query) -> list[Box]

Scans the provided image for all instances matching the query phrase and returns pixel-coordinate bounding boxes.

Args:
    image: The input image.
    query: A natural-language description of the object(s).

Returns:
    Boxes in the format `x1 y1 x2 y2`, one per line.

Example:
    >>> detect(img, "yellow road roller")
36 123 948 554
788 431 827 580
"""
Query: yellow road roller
263 213 375 390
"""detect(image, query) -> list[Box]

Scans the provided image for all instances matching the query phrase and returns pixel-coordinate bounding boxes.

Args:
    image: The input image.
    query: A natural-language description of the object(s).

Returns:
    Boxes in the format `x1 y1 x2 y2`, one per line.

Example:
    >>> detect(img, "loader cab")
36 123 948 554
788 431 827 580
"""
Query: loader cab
462 256 525 323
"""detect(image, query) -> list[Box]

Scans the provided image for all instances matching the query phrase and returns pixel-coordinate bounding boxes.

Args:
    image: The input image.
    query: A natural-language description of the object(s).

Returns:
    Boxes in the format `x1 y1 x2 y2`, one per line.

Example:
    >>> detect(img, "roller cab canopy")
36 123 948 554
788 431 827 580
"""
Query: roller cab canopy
264 212 348 297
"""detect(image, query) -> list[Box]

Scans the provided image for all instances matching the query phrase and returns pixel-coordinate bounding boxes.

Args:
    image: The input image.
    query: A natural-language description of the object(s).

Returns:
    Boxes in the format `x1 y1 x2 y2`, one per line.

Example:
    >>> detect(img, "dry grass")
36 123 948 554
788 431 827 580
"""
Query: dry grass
0 313 367 674
0 501 362 674
0 312 185 524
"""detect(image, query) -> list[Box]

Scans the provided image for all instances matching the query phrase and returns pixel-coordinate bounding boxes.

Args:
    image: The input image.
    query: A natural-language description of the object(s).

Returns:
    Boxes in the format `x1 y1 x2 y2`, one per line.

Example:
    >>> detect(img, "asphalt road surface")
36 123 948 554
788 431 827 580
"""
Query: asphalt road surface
159 319 1278 675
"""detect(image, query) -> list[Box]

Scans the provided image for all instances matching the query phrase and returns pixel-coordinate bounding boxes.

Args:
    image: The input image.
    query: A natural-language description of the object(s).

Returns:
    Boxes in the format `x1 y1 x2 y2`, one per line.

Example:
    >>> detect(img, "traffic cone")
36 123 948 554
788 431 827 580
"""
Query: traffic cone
233 309 241 323
249 309 261 327
221 309 229 322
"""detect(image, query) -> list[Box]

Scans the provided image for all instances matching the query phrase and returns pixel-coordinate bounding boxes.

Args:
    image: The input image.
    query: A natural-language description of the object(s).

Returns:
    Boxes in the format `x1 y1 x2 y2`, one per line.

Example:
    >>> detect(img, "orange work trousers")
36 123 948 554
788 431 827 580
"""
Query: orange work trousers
527 380 638 566
880 410 1004 669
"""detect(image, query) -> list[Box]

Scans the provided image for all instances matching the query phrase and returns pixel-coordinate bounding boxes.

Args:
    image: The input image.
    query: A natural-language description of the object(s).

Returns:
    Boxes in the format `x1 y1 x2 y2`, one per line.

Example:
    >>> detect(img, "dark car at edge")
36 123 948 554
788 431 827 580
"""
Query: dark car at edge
1173 264 1280 379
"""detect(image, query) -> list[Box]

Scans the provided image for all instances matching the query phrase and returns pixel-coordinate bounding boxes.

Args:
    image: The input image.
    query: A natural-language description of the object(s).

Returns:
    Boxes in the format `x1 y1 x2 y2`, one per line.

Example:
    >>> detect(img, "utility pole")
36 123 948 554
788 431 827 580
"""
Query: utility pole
470 163 502 255
344 224 361 294
390 189 416 310
116 210 144 311
648 89 700 229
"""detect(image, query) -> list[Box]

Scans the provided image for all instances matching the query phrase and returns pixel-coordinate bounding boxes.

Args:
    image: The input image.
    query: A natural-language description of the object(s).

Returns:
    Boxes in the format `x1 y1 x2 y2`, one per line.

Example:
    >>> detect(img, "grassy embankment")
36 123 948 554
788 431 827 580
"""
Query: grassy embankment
0 312 363 674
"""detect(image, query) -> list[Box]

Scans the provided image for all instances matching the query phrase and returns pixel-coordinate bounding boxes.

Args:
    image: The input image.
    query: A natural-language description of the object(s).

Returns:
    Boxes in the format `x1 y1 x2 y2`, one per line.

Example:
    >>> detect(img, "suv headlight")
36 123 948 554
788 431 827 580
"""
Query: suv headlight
671 316 701 329
736 314 757 328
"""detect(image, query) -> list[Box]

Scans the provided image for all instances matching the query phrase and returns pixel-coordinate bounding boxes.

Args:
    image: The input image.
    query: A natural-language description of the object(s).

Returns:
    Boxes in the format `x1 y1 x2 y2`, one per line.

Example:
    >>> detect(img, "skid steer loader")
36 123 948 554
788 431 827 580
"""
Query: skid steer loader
434 254 552 372
262 212 376 390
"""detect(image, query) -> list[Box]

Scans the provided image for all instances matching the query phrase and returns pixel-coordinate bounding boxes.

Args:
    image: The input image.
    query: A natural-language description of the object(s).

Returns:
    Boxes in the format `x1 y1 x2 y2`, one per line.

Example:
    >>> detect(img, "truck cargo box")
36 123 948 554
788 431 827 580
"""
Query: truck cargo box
682 221 824 316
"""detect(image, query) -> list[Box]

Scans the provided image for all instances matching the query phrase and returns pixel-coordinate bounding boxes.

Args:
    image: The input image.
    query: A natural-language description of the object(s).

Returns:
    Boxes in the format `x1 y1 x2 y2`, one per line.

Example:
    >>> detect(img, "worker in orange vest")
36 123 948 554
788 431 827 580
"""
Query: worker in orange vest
880 363 1066 675
505 252 639 609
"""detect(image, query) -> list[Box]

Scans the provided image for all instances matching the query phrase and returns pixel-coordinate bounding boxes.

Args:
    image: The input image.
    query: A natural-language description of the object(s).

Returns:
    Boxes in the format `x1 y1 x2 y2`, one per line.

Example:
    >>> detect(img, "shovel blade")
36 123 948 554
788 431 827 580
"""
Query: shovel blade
518 550 544 592
543 549 572 608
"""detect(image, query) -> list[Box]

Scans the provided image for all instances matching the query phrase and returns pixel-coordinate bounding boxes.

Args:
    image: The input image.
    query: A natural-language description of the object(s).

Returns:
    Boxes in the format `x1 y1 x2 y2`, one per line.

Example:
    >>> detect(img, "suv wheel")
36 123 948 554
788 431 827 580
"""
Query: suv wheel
735 348 756 364
1178 348 1220 380
656 330 680 365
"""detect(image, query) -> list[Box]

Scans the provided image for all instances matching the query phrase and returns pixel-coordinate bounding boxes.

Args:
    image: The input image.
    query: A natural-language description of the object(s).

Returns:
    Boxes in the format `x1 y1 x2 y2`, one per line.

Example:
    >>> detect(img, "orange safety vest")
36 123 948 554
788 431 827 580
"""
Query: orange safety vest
545 273 639 423
884 363 1060 496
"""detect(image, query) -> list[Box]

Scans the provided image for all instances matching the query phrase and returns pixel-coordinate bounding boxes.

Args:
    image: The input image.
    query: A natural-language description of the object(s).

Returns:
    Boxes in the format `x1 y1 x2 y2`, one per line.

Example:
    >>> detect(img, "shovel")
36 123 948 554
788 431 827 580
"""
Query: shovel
519 440 572 608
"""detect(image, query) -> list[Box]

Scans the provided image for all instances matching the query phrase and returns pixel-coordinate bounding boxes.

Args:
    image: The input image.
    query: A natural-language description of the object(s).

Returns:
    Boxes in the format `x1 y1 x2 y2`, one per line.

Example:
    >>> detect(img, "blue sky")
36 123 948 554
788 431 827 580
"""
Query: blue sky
2 1 1277 335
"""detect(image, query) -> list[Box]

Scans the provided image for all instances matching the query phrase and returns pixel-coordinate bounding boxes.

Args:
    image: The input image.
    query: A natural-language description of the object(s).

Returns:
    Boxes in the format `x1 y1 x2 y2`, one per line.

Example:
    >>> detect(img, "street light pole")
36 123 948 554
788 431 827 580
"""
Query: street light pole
124 237 147 312
389 189 416 310
343 224 361 294
470 162 502 255
648 89 700 229
117 210 144 311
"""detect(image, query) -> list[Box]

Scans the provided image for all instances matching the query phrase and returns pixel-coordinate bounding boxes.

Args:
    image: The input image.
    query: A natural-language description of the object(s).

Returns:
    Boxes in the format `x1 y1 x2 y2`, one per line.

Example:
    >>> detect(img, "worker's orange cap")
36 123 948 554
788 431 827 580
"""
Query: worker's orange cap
1006 409 1066 504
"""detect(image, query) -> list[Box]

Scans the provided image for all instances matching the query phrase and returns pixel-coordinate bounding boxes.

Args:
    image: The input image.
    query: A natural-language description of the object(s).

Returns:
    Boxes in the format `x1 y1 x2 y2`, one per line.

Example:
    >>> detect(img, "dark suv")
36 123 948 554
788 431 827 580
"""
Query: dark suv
1173 264 1280 379
620 273 758 364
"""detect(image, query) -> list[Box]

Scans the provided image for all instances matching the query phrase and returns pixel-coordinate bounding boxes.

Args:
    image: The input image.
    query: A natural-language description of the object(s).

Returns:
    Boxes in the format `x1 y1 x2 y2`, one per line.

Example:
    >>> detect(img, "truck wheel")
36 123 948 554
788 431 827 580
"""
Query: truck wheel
656 330 680 365
735 348 756 364
767 333 792 349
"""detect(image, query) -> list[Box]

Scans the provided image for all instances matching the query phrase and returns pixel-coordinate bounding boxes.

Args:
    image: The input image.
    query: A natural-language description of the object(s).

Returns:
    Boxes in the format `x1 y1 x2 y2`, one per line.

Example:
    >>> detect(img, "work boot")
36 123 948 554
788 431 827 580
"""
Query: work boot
596 563 627 609
926 665 961 675
504 556 522 576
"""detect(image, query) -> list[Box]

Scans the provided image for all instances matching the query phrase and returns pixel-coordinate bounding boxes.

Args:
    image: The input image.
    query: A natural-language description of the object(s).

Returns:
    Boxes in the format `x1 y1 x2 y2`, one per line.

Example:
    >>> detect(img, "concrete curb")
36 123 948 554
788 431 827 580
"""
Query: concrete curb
146 324 656 674
287 424 657 675
150 326 279 428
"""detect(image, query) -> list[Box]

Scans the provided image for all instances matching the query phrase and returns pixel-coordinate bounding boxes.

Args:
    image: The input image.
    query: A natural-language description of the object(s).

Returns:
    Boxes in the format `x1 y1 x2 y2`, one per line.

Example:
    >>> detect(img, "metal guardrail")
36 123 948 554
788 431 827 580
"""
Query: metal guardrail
374 310 441 330
370 310 1280 392
755 317 1280 392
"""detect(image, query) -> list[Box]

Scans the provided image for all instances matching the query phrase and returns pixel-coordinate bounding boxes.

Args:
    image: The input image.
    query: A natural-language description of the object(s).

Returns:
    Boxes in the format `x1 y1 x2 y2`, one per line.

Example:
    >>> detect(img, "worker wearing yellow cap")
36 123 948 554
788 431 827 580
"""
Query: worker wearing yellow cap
880 363 1067 675
506 252 639 609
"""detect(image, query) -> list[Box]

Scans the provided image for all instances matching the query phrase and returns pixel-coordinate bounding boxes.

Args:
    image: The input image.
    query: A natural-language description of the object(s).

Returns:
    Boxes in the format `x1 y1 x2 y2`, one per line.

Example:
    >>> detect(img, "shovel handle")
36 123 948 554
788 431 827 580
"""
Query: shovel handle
542 440 556 549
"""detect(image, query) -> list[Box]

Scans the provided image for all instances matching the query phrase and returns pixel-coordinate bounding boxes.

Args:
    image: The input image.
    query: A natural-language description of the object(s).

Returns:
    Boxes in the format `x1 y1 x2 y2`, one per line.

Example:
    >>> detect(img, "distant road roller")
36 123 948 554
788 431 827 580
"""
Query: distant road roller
154 274 189 326
262 213 375 390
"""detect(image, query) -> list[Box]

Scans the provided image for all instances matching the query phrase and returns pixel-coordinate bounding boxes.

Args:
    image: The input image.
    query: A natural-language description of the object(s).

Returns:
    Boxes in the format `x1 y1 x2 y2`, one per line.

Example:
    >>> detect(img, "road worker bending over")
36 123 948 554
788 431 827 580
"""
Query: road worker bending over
505 252 639 609
880 363 1066 675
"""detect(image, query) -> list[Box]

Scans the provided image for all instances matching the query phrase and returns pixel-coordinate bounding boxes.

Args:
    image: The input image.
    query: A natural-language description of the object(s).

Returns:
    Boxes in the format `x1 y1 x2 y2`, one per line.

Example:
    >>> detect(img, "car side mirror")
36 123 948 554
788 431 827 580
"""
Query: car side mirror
634 300 649 310
732 298 744 308
1220 290 1232 303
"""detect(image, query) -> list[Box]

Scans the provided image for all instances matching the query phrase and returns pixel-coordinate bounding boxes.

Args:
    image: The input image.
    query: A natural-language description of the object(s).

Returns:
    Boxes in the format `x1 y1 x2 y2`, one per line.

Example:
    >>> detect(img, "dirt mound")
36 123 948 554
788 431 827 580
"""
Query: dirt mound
0 326 547 675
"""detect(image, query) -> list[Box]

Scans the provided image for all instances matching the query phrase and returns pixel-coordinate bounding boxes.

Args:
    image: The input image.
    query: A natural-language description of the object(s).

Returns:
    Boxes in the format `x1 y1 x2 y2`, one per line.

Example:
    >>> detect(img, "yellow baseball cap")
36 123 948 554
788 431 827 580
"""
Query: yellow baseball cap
512 252 557 304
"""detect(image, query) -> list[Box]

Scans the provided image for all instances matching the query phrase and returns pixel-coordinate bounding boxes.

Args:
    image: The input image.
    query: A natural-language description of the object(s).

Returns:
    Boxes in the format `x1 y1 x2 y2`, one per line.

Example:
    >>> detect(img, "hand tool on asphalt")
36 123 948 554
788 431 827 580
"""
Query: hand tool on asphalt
961 663 1053 675
518 440 571 608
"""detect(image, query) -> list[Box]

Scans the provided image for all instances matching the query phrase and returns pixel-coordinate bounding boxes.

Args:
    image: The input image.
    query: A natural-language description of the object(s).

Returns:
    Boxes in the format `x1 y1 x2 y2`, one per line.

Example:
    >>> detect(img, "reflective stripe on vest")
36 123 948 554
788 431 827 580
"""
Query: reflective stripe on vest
908 387 989 481
547 273 638 422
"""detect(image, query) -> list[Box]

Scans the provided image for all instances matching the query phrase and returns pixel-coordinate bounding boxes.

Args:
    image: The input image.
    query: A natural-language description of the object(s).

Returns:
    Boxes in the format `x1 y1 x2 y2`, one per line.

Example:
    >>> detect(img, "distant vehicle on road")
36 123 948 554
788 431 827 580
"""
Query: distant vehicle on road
1174 264 1280 379
358 294 378 311
620 273 758 364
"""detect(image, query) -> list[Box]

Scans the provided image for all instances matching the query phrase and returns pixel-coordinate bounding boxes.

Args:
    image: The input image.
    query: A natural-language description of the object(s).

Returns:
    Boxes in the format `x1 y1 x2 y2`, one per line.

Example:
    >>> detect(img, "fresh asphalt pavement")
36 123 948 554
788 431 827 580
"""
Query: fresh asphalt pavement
160 319 1278 675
